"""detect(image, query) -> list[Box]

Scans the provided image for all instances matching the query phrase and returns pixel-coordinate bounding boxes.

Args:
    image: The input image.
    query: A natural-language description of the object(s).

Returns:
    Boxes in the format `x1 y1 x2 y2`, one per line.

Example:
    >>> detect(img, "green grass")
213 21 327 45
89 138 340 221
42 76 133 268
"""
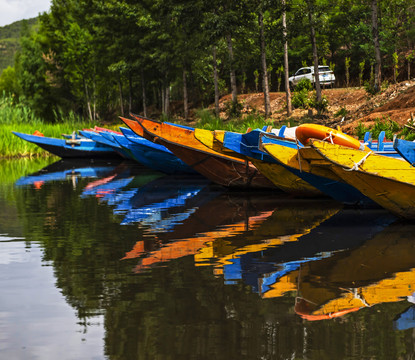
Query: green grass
192 108 289 133
0 94 114 157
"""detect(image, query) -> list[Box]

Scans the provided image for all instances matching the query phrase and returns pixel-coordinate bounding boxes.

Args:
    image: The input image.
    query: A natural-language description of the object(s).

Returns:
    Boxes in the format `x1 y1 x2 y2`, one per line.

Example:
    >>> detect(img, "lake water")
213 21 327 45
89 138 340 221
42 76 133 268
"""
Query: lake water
1 158 415 359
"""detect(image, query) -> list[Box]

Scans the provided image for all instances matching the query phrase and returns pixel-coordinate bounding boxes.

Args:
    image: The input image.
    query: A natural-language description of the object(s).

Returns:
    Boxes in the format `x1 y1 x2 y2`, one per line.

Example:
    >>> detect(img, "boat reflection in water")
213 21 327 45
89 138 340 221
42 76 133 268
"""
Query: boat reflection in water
14 158 124 189
116 174 215 231
201 208 395 294
122 194 343 272
394 305 415 331
80 162 162 201
294 222 415 321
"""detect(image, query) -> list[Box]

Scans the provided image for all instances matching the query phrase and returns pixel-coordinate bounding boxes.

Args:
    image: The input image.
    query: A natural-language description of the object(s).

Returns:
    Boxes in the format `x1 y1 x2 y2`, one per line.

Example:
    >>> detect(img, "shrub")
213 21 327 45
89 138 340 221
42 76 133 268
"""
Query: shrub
334 107 348 118
294 78 313 92
224 100 243 119
310 95 329 115
292 88 312 109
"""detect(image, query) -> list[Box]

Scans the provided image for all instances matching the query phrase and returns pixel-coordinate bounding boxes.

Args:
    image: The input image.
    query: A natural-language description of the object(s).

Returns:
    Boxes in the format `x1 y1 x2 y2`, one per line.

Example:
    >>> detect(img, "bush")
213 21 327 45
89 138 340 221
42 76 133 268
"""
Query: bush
310 96 329 115
292 88 312 109
354 117 400 140
334 107 348 118
224 100 243 119
294 78 313 92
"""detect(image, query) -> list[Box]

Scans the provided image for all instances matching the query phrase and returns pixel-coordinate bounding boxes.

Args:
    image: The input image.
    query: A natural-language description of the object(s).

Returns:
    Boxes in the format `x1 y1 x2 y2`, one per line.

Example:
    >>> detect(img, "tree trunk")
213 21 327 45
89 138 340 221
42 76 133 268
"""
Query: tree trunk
164 84 170 116
92 79 96 121
128 75 132 114
259 11 271 118
183 67 189 121
213 46 220 117
307 0 321 102
84 78 93 121
141 71 147 117
226 33 238 104
118 78 124 116
161 86 165 114
371 0 382 92
282 0 292 116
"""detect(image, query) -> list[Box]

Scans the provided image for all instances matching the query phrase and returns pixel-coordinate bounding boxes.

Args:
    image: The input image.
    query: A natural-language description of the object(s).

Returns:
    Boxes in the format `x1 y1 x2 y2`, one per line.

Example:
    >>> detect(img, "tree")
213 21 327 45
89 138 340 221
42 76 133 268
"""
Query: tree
0 66 20 96
371 0 382 92
306 0 322 103
258 8 271 118
282 0 291 116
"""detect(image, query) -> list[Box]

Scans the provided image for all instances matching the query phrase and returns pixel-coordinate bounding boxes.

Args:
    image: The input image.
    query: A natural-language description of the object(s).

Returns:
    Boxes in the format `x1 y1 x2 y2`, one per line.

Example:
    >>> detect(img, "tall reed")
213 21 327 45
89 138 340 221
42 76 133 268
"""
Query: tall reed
0 94 98 157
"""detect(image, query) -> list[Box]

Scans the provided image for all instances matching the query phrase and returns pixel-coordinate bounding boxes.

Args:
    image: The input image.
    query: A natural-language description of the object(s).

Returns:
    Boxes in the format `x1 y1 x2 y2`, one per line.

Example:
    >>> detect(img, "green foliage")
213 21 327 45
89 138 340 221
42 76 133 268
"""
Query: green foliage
291 79 313 110
310 95 329 115
392 52 399 82
355 122 367 139
359 60 365 87
345 57 351 87
0 67 20 96
0 94 94 157
354 117 401 140
193 108 269 133
0 18 38 72
224 100 243 119
191 109 222 130
334 107 348 118
292 88 312 109
364 79 378 96
294 78 313 92
2 0 413 123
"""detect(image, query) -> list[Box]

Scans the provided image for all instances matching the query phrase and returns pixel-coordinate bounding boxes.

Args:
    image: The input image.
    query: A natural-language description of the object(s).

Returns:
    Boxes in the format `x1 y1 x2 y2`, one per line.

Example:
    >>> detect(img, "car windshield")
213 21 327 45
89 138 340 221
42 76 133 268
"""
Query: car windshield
318 66 330 72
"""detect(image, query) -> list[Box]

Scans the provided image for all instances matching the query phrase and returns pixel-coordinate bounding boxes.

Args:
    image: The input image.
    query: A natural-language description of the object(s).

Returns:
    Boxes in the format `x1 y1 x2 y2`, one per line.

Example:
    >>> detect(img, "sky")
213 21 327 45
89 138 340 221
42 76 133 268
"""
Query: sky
0 0 51 27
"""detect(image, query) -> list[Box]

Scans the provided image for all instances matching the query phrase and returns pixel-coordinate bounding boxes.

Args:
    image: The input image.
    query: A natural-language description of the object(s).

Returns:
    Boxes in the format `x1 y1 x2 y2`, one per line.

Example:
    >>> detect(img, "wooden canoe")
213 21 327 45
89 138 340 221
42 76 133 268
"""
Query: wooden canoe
125 114 276 189
220 129 323 196
261 141 374 205
309 139 415 218
12 131 120 158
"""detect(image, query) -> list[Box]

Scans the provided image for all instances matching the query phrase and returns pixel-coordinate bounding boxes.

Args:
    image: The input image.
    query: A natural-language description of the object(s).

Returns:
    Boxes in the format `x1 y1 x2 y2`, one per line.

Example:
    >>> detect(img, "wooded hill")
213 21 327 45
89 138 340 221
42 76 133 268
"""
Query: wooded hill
0 0 414 123
0 18 38 71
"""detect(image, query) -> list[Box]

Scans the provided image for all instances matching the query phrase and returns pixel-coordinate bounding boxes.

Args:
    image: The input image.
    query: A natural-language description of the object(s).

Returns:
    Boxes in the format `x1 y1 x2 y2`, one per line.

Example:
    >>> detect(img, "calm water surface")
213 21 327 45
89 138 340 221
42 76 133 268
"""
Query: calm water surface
1 158 415 359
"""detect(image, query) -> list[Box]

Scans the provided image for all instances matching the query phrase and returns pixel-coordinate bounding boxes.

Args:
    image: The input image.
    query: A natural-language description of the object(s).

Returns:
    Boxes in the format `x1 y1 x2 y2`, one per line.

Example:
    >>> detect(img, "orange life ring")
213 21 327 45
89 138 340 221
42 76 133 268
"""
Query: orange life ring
295 124 370 151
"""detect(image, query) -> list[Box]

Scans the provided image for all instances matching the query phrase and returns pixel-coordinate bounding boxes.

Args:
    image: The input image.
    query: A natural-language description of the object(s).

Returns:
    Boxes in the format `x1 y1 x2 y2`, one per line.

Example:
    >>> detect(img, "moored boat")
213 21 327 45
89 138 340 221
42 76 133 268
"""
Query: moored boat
125 114 276 189
118 119 196 174
308 139 415 218
12 131 120 158
219 129 324 196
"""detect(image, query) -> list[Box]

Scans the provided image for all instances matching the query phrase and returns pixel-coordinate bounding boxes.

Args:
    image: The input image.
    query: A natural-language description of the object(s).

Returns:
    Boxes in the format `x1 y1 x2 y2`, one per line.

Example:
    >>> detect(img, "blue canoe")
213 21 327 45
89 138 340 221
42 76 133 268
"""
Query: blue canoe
78 129 134 160
12 131 120 158
113 127 196 174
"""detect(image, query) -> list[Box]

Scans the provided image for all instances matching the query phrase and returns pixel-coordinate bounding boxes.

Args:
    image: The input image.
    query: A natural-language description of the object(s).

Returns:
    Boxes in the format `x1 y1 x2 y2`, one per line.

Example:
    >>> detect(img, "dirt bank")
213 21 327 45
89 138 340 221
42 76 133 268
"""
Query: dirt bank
216 80 415 132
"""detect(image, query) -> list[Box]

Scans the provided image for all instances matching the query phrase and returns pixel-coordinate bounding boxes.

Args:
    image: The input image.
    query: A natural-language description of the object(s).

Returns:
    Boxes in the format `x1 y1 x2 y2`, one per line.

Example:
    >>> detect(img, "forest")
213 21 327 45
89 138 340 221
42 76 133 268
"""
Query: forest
0 0 414 123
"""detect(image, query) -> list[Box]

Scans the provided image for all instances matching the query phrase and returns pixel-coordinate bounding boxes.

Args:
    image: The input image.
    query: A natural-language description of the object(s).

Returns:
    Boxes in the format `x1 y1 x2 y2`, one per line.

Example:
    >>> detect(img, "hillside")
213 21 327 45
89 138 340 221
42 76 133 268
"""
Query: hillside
215 80 415 133
0 18 38 72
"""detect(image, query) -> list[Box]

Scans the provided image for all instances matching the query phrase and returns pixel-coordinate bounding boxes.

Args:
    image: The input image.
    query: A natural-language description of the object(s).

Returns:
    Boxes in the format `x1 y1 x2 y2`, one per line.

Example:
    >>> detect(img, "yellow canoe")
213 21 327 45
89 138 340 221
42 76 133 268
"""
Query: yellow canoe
194 128 323 197
309 139 415 218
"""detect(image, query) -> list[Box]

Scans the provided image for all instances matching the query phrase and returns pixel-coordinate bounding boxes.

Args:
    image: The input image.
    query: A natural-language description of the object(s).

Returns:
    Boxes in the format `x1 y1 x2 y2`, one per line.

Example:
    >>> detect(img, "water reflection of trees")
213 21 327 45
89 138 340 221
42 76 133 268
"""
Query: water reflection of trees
12 176 415 359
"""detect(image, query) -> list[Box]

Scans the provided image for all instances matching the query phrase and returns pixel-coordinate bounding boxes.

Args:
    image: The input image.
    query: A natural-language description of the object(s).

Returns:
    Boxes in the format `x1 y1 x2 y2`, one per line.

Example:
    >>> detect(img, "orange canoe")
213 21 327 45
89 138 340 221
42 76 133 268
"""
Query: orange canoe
122 114 276 189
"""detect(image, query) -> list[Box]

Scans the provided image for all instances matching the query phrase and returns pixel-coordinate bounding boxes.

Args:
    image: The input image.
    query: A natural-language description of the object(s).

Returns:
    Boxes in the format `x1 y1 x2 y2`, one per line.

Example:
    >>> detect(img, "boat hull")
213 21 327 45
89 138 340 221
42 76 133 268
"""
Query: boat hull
310 139 415 218
127 114 276 189
12 131 120 158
